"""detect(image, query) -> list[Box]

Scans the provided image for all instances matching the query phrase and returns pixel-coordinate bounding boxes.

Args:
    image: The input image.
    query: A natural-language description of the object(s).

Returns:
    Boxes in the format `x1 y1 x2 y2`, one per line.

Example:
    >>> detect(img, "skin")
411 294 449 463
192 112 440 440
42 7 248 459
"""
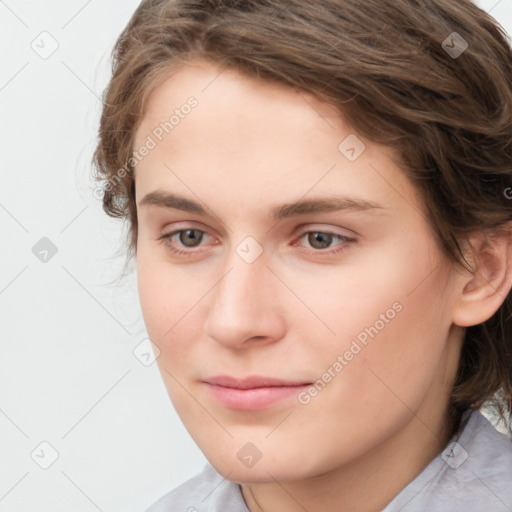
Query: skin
133 60 512 512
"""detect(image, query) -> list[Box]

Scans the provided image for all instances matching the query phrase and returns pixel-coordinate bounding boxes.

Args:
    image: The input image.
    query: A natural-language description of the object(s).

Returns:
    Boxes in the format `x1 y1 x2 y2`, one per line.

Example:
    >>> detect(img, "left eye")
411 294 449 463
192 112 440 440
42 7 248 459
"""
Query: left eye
301 231 345 250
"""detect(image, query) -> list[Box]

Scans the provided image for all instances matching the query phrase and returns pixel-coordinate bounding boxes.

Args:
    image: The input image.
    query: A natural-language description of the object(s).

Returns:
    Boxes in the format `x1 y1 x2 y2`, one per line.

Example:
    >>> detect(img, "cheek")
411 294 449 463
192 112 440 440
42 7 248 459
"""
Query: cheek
286 281 451 471
136 249 217 409
136 245 206 342
288 238 451 409
277 237 439 354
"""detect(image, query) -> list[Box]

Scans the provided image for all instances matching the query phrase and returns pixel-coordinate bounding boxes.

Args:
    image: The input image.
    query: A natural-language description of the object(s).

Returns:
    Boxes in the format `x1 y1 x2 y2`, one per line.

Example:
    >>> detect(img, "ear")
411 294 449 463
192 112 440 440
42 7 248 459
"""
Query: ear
452 222 512 327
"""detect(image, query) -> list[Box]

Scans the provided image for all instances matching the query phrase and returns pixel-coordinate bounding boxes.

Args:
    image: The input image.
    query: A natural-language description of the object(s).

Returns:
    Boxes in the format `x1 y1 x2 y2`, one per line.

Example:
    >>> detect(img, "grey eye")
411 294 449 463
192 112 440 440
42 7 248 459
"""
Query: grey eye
178 229 205 247
307 232 334 249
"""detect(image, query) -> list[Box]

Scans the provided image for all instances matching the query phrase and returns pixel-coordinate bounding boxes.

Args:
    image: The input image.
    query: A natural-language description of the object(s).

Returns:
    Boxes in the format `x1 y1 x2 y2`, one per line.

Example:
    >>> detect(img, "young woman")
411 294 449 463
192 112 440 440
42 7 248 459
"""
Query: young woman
93 1 512 510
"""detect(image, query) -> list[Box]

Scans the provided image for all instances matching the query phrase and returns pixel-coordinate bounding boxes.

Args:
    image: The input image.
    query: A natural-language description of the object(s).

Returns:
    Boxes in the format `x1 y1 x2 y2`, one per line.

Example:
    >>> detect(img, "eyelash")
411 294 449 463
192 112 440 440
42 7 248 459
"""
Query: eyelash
158 228 356 258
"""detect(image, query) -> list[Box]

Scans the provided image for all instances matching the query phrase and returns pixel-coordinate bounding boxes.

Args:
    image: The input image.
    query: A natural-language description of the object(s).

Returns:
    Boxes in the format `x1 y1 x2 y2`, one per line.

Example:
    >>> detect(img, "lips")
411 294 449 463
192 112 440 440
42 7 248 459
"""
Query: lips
203 375 312 389
202 375 312 410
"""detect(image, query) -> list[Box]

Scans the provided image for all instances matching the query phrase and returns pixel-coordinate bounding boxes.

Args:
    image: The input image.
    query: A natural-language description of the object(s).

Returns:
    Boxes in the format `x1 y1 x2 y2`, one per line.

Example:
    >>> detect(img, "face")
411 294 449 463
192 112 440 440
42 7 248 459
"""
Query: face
134 60 463 483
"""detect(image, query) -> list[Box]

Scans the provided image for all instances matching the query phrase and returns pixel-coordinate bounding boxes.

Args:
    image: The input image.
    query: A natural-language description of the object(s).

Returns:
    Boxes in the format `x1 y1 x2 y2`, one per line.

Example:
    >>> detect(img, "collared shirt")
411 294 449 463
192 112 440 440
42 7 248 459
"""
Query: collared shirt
147 409 512 511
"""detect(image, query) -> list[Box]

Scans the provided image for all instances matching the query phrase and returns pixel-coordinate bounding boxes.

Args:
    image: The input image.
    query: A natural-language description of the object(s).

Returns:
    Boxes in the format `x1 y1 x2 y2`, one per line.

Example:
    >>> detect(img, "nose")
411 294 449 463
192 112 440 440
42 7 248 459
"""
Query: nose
204 246 286 350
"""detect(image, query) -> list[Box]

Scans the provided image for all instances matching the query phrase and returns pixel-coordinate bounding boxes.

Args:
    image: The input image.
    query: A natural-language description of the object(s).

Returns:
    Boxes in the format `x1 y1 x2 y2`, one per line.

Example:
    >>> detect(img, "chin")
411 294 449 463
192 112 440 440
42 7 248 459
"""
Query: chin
201 441 332 484
210 459 301 485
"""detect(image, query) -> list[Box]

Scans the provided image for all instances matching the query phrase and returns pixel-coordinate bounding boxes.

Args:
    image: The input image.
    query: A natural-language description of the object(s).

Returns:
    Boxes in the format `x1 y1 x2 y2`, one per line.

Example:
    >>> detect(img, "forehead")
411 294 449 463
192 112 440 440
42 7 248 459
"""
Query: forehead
136 61 384 161
138 59 343 137
133 60 419 217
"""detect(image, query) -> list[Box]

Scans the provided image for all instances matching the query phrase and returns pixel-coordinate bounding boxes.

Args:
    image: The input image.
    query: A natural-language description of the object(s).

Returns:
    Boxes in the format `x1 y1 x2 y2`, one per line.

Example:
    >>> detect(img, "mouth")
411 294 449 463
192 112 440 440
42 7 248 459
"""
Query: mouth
202 375 312 410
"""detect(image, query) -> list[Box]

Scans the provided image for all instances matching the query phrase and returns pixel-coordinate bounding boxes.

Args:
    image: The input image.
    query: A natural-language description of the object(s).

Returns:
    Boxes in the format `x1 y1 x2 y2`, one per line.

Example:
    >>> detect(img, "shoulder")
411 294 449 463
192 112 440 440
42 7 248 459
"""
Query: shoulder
384 409 512 511
430 410 512 507
145 463 249 512
450 409 512 484
463 410 512 473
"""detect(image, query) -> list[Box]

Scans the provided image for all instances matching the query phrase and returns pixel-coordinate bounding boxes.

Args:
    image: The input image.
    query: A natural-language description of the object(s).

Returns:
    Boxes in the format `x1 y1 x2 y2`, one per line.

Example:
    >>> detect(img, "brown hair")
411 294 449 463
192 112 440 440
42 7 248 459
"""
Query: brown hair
92 0 512 436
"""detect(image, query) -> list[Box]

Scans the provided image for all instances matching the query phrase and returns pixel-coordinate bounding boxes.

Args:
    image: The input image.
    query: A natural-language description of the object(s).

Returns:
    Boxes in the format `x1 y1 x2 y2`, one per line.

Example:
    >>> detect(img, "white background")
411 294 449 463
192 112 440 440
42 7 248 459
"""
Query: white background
0 1 511 511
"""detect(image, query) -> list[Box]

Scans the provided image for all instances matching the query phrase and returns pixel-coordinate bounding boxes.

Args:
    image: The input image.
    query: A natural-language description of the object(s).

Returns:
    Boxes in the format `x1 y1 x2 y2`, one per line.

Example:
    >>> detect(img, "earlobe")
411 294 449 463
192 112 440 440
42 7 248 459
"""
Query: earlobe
452 223 512 327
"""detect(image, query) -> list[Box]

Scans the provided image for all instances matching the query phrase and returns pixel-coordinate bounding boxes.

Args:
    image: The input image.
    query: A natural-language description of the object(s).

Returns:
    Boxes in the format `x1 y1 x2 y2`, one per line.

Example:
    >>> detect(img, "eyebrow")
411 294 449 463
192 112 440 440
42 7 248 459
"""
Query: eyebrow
138 190 385 221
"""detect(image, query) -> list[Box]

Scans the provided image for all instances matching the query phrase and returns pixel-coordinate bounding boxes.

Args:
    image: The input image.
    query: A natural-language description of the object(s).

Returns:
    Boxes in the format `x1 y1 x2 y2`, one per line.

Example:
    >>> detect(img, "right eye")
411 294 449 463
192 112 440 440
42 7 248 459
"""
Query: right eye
158 228 215 256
